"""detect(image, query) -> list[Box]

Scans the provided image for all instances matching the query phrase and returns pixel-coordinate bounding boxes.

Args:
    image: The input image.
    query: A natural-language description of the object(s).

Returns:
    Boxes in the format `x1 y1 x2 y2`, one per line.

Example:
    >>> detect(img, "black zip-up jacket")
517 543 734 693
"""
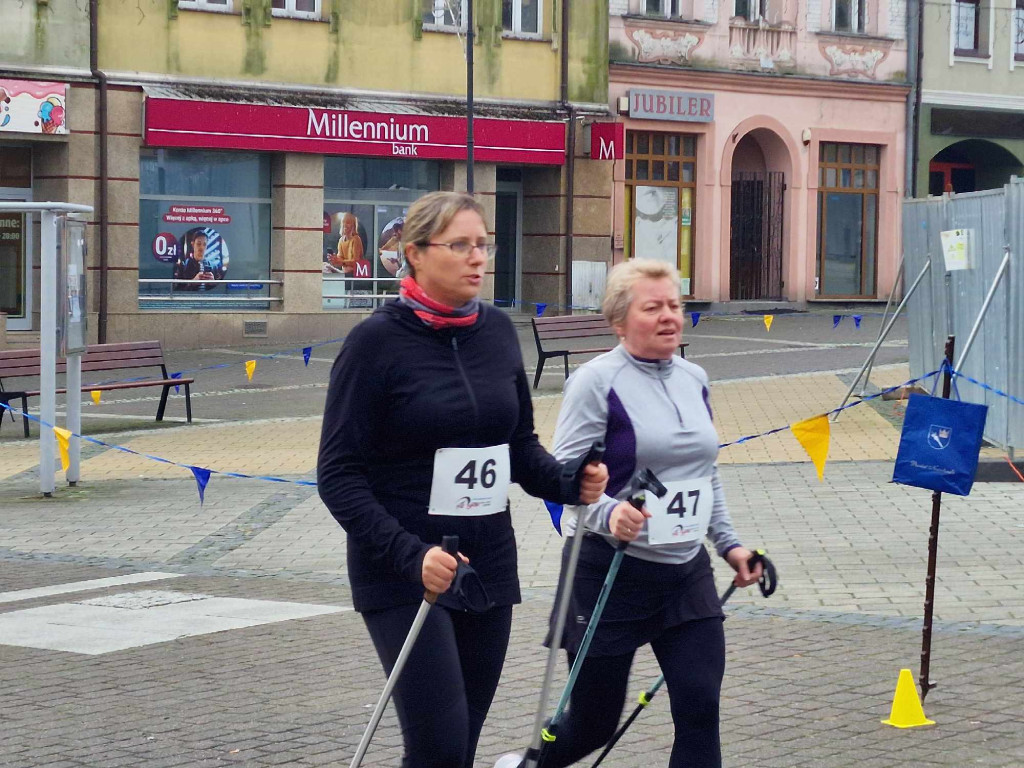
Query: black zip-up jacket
317 300 580 612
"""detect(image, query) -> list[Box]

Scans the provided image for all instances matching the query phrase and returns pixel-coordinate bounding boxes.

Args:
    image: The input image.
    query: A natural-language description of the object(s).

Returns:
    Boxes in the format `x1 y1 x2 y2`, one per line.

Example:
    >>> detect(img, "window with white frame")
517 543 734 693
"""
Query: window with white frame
423 0 468 29
833 0 866 32
503 0 541 35
272 0 320 20
953 0 989 55
644 0 687 17
734 0 766 20
177 0 232 12
1014 0 1024 59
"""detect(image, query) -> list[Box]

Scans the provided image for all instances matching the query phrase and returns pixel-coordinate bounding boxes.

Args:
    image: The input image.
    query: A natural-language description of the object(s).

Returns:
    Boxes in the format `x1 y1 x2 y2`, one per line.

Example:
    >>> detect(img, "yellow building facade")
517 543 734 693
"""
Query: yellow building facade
1 0 614 348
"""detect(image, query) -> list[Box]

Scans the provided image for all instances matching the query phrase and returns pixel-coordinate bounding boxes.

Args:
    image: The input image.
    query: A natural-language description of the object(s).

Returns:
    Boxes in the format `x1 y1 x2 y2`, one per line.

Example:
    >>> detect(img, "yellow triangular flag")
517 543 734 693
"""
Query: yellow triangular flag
54 427 72 473
764 314 774 332
91 390 101 405
791 414 830 481
882 669 935 728
245 360 256 381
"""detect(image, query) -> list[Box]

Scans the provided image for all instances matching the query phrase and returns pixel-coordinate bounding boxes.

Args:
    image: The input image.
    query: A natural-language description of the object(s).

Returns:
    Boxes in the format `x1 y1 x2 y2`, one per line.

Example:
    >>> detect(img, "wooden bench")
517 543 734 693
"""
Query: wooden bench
531 315 688 389
0 341 194 437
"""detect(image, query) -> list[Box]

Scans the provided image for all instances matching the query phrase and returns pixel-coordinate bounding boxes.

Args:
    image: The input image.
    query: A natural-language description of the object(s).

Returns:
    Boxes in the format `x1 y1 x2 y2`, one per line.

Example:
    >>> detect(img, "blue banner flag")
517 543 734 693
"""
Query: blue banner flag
302 347 312 366
535 303 548 317
833 315 842 328
190 466 212 505
853 315 862 328
691 312 701 327
170 372 182 394
544 500 565 535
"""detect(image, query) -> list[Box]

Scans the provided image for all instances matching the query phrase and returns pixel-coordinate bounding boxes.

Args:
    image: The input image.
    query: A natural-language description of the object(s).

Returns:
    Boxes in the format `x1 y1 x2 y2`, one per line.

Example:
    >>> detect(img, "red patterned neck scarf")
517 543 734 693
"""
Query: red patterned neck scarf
399 276 480 330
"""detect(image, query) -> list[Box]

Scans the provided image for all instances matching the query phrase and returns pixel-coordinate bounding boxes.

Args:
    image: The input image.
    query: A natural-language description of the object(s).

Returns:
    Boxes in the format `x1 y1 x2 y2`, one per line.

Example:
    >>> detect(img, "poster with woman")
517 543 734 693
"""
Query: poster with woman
633 186 678 269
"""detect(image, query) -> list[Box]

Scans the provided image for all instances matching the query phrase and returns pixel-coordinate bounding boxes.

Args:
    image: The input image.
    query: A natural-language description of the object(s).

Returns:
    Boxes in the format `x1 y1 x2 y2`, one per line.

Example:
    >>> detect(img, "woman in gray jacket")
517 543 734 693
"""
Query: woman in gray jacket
499 258 762 768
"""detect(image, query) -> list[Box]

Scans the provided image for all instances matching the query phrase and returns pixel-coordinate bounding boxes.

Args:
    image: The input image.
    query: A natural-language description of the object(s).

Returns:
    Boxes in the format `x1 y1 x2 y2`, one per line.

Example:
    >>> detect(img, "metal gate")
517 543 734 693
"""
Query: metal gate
730 172 785 300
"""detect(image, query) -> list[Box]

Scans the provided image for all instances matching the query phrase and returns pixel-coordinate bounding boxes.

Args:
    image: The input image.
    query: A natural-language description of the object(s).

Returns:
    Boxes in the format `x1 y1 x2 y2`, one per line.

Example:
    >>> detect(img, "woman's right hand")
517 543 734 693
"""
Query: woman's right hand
609 501 651 542
421 546 459 594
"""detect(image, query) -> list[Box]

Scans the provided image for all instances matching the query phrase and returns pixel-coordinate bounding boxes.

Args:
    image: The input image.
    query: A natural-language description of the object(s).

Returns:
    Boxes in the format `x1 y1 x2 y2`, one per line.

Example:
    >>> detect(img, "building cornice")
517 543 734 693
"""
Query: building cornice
610 62 910 102
0 64 95 82
102 70 611 117
922 89 1024 112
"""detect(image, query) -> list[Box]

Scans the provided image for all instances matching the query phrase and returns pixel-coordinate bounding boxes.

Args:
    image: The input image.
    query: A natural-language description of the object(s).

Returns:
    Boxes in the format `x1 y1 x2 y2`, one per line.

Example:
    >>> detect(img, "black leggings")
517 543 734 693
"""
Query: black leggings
362 602 513 768
540 617 726 768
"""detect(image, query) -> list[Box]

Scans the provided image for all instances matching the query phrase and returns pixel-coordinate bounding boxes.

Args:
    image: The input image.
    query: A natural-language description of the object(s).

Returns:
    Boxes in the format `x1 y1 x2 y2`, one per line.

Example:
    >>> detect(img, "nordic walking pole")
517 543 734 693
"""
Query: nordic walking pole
349 535 460 768
589 550 778 768
526 469 667 768
524 441 606 768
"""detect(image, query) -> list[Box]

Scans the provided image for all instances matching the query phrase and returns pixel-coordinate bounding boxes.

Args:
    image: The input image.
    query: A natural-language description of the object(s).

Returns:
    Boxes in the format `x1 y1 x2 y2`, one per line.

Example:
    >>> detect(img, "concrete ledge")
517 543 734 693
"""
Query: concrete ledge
975 459 1024 483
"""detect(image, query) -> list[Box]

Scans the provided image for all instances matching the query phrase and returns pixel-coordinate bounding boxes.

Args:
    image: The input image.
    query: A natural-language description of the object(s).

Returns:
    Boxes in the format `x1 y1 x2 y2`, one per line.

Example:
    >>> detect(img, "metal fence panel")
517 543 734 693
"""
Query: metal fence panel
902 180 1022 452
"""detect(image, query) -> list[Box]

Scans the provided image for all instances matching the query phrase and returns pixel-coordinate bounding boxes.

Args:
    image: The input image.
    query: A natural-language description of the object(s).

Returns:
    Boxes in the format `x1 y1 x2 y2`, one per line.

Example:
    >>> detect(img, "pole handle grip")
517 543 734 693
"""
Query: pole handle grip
441 535 459 556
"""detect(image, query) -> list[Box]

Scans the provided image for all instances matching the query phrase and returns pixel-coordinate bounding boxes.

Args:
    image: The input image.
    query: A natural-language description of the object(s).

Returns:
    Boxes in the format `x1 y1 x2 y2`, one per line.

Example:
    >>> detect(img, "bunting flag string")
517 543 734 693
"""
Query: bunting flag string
245 360 256 381
833 315 842 329
763 315 774 332
853 315 862 328
302 347 312 367
90 390 101 405
691 312 701 328
13 364 1017 496
170 372 182 394
790 414 831 481
54 426 72 473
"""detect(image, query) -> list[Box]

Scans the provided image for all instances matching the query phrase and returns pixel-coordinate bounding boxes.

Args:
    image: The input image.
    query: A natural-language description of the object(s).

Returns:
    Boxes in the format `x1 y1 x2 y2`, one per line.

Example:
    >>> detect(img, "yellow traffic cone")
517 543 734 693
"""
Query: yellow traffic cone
882 669 935 728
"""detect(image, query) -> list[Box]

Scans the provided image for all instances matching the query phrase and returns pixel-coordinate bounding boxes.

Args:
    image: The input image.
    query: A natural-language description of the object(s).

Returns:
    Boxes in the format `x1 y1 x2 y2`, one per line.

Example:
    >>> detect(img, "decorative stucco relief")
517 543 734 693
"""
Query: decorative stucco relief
819 41 892 79
626 28 703 64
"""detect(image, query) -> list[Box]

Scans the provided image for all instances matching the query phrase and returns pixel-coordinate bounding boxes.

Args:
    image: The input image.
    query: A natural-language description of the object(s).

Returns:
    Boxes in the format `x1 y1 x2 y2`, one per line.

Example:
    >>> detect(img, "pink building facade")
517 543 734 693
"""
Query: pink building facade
606 0 911 303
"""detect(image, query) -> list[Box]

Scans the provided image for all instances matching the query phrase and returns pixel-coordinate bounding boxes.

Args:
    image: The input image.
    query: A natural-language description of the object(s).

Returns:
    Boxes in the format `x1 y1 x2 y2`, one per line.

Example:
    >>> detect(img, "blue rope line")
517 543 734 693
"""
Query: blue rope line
0 401 317 488
950 369 1024 407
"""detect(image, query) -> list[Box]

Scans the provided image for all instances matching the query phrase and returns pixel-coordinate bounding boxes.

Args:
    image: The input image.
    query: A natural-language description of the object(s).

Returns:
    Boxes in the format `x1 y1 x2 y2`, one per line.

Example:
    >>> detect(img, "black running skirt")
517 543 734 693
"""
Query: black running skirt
547 533 724 658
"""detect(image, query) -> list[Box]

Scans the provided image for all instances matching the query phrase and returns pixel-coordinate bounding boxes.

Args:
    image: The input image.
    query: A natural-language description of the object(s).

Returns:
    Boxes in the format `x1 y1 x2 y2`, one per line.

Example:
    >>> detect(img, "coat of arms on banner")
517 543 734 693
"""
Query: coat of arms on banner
927 425 952 450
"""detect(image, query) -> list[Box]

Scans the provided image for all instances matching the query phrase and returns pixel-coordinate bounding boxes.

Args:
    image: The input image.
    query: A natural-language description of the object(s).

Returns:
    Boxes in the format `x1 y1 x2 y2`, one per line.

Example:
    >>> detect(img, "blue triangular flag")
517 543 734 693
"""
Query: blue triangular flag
302 347 312 366
190 466 211 505
170 372 182 394
535 303 547 317
544 499 564 535
691 312 701 327
853 315 862 328
833 315 842 329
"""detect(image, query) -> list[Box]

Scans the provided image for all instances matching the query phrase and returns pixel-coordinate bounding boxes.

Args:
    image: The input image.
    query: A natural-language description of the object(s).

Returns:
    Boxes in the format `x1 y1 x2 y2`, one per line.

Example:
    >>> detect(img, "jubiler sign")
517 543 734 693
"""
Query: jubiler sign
145 98 565 165
628 88 714 123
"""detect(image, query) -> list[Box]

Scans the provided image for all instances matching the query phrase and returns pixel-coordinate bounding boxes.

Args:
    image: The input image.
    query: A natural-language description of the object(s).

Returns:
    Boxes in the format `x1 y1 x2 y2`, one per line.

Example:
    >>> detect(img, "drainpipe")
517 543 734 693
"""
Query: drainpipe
909 0 924 197
89 0 110 342
560 0 574 313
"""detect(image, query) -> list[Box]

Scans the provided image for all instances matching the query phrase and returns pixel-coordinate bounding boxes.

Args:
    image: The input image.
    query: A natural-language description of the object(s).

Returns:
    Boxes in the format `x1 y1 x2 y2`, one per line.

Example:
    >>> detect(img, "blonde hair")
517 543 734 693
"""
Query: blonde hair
401 191 486 278
602 259 681 328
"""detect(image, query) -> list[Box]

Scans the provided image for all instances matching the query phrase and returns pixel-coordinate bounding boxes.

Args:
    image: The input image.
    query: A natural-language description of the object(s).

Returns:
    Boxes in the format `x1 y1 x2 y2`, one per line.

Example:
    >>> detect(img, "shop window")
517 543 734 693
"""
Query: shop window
832 0 866 33
0 147 32 188
271 0 319 20
502 0 541 35
1014 0 1024 60
138 150 273 310
322 157 440 310
177 0 232 12
953 0 990 56
423 0 468 30
624 130 697 297
816 142 879 298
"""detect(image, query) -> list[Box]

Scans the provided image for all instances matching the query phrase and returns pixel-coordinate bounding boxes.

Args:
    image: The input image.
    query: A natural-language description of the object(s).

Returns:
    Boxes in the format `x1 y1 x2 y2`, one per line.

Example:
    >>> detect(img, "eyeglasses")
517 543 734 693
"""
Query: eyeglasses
425 241 498 258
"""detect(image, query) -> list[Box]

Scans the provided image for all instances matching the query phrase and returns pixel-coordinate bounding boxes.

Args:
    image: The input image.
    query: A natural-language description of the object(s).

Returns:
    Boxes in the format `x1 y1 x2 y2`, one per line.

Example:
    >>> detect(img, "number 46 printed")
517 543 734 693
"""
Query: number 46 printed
455 459 498 490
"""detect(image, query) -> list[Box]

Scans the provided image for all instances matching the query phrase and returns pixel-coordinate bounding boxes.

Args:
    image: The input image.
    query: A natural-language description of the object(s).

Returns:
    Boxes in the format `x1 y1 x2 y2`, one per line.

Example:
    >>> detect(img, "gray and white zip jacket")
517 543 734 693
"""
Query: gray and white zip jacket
552 345 742 565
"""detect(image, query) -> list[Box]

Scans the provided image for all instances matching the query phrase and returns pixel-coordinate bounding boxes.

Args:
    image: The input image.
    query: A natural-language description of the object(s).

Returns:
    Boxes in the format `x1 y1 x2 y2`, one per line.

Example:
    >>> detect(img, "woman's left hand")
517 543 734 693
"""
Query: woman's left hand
578 462 609 504
725 547 763 588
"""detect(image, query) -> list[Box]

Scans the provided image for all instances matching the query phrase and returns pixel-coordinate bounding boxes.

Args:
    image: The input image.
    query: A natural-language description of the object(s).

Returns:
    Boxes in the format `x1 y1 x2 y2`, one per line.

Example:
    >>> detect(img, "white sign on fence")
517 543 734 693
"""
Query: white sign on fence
939 229 972 271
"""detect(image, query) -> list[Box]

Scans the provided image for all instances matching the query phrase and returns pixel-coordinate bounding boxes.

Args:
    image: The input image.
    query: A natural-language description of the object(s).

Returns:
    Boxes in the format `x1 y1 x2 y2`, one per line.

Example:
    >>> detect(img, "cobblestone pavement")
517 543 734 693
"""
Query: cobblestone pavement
2 344 1023 767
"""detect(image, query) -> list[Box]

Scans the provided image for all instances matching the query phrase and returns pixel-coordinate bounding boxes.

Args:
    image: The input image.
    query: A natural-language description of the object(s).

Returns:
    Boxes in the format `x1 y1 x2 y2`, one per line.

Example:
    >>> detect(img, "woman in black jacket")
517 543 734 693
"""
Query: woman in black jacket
317 191 607 768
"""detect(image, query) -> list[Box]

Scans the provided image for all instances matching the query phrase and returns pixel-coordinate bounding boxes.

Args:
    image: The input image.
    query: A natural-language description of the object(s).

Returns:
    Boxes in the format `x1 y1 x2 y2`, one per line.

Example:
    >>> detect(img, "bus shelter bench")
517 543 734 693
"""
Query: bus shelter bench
531 315 687 389
0 341 194 438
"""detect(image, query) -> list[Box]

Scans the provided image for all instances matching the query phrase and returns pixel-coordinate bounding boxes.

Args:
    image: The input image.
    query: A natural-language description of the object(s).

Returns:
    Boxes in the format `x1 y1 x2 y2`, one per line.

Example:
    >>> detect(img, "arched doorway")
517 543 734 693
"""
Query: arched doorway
729 131 786 300
928 139 1024 196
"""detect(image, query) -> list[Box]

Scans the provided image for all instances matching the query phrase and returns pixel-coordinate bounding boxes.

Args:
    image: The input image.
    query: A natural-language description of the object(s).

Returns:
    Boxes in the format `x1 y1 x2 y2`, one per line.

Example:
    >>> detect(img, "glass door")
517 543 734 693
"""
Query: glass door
0 189 32 331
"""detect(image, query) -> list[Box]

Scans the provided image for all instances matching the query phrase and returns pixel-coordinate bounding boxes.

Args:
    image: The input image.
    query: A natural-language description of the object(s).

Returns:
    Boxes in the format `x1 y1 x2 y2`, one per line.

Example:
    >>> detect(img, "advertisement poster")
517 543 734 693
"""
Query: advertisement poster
633 186 678 269
139 199 271 307
322 204 407 309
0 79 68 135
0 213 24 318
